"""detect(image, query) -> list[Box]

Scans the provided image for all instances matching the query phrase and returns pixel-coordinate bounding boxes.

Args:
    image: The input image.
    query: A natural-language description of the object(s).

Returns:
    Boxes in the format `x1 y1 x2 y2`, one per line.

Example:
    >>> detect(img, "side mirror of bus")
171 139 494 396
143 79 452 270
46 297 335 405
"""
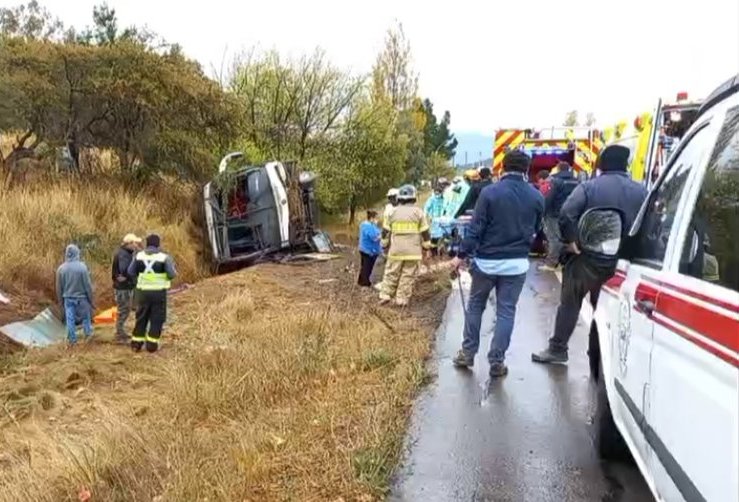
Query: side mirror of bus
577 208 624 257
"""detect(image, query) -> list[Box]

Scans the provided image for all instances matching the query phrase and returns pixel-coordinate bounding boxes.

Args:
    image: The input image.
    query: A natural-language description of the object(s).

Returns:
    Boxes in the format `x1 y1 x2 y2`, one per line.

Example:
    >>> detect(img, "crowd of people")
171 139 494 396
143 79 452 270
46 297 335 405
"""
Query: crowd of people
55 233 177 352
359 144 647 379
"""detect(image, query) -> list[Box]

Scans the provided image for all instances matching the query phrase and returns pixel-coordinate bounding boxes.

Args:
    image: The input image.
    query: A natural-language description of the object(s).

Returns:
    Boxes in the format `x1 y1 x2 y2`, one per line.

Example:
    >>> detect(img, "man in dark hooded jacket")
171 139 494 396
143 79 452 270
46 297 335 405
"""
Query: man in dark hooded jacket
539 162 579 270
455 167 493 217
56 244 94 345
532 145 647 364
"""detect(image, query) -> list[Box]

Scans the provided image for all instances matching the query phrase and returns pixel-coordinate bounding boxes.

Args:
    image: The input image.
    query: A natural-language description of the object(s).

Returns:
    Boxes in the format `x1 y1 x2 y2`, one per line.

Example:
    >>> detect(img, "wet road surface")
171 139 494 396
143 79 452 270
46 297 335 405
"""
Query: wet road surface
391 265 655 502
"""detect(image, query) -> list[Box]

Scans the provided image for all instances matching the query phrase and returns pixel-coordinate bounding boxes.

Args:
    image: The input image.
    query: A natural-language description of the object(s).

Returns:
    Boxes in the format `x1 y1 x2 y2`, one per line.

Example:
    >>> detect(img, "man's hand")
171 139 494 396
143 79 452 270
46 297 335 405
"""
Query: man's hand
450 256 464 271
116 275 127 283
565 242 581 255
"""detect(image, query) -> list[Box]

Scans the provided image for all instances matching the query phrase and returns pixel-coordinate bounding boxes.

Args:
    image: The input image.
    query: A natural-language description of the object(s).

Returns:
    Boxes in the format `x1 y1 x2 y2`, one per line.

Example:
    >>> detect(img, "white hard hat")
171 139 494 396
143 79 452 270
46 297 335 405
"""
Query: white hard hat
122 233 142 244
387 188 399 197
397 184 417 202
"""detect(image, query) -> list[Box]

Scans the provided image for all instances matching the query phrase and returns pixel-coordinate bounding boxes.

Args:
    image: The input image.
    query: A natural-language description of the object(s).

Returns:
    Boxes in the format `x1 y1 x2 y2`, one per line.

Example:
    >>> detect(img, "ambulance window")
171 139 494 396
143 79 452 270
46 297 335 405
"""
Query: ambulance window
630 123 712 269
679 105 739 293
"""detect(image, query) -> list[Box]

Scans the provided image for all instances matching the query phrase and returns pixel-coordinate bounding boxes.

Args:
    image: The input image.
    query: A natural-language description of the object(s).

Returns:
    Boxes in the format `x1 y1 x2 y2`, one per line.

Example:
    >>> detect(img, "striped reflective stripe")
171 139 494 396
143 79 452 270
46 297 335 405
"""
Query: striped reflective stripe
391 221 422 234
132 335 145 342
388 254 423 261
493 130 525 173
145 335 159 344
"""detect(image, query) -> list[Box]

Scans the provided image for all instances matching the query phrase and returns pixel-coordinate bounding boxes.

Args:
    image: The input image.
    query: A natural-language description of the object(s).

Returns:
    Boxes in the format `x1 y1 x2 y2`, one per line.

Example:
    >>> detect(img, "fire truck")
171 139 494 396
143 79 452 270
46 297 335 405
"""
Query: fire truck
492 126 603 179
600 92 704 186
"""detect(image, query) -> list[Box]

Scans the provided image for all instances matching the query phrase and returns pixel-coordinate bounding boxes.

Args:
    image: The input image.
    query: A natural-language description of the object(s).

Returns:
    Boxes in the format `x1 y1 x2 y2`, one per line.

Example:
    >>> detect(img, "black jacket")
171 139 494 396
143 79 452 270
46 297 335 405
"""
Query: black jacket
112 246 135 290
456 178 493 217
545 171 579 217
559 171 648 243
460 173 544 260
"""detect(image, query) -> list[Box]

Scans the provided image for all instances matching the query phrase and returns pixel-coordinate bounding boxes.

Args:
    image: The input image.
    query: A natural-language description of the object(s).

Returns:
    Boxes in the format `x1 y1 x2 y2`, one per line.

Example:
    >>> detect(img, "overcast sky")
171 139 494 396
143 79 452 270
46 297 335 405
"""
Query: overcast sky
24 0 739 133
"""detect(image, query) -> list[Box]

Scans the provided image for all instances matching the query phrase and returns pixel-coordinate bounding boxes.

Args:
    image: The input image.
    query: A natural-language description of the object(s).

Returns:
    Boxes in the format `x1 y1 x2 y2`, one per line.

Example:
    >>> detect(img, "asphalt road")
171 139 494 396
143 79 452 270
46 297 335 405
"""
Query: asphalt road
391 265 655 502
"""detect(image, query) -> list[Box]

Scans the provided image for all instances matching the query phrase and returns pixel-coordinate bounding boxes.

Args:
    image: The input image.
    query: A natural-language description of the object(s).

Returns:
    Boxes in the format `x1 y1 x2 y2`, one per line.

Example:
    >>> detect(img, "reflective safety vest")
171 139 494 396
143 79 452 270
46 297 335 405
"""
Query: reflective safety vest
135 251 171 291
383 205 430 261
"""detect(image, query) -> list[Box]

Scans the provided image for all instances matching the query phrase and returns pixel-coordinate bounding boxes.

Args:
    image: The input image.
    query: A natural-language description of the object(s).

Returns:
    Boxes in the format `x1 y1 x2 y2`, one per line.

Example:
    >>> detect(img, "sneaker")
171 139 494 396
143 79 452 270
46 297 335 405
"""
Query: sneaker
395 300 409 307
452 350 474 368
489 362 508 378
531 348 568 364
538 264 558 272
115 337 130 345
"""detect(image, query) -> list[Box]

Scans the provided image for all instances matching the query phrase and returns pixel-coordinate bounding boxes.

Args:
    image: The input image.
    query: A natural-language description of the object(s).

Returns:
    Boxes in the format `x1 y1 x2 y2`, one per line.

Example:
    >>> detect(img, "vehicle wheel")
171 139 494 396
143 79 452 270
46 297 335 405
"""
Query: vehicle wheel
594 359 631 461
587 320 600 381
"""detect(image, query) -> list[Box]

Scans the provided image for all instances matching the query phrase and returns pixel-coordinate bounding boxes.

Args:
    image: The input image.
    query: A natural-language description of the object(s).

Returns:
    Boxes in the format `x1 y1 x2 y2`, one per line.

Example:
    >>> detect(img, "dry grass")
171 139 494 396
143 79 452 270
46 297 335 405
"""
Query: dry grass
0 178 206 311
0 261 447 501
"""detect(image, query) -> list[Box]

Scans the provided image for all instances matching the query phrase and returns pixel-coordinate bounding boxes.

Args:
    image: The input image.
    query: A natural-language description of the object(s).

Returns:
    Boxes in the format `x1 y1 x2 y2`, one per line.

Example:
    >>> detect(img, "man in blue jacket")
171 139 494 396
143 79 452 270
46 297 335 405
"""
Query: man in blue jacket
451 151 544 377
532 145 648 364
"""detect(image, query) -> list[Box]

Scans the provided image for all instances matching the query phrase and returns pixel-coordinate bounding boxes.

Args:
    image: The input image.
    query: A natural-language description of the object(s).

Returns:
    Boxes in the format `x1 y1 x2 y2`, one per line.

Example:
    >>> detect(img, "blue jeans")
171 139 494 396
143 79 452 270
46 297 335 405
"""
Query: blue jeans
64 297 93 344
461 266 527 364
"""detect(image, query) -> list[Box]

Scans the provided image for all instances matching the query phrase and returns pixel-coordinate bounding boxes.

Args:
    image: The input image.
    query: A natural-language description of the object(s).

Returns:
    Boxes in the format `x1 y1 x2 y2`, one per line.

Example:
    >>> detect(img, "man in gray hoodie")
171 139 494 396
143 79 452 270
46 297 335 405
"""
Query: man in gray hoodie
56 244 95 345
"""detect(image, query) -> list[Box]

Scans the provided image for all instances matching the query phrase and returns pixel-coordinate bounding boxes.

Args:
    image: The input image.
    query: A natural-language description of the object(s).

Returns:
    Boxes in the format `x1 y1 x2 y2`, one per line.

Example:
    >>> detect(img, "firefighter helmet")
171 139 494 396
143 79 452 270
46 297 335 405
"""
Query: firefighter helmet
397 184 417 202
386 188 399 198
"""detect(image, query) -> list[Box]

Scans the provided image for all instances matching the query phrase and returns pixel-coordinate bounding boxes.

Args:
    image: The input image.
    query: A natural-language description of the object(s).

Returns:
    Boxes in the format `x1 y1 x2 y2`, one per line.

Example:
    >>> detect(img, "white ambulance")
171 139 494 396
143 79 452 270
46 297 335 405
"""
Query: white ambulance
586 75 739 502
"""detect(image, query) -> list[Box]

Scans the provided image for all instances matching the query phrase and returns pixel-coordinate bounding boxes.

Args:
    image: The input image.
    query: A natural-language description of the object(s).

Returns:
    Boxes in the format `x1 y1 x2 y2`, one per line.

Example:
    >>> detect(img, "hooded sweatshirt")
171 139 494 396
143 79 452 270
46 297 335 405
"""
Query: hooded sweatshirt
56 244 94 304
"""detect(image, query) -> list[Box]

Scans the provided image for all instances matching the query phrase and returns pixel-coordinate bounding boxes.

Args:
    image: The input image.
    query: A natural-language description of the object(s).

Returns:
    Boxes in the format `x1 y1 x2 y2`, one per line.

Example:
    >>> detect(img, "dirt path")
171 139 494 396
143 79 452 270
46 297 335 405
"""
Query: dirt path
0 255 447 501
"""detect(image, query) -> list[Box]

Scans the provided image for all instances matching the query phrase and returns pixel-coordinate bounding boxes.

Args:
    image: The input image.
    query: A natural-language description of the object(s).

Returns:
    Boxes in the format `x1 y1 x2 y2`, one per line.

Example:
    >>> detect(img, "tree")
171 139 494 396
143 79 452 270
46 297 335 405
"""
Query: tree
230 48 363 161
316 93 407 223
421 98 457 160
371 22 418 111
0 1 64 40
585 112 596 127
563 110 579 127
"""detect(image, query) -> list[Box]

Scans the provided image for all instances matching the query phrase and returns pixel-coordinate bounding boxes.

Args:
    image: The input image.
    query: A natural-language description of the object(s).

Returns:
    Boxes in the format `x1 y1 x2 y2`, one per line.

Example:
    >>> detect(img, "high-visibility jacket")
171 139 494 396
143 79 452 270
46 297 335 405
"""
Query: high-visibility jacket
134 251 172 291
383 204 429 261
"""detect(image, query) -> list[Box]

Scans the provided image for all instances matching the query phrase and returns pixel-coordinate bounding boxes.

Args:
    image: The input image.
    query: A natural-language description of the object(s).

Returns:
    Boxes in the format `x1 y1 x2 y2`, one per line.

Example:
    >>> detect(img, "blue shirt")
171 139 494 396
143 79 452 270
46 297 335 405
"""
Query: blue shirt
474 257 529 276
359 221 382 256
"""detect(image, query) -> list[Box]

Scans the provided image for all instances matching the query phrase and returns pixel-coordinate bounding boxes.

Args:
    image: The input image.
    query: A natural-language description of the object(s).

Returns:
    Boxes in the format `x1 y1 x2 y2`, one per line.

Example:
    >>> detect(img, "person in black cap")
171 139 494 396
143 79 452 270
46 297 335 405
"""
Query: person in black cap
532 145 647 364
127 233 177 353
455 166 494 217
450 150 544 378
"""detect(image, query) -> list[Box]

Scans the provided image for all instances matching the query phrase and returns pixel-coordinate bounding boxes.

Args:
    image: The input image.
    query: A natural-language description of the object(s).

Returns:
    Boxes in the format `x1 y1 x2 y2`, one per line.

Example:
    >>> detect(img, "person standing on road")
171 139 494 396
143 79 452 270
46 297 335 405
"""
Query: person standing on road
455 167 493 217
127 233 176 353
380 184 432 307
56 244 94 346
451 151 544 377
358 210 382 287
111 233 142 344
539 162 579 272
532 145 648 364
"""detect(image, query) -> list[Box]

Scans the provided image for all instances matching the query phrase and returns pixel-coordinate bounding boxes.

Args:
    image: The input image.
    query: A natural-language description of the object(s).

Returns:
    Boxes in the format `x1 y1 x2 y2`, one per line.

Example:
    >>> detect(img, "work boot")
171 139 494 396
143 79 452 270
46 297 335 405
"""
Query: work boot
452 350 474 368
531 348 568 364
489 362 508 378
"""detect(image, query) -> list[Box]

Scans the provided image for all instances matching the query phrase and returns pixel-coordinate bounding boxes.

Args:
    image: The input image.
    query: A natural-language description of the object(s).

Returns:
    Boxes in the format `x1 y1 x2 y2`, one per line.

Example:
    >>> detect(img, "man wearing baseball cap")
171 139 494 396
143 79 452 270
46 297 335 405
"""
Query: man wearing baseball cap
111 233 142 344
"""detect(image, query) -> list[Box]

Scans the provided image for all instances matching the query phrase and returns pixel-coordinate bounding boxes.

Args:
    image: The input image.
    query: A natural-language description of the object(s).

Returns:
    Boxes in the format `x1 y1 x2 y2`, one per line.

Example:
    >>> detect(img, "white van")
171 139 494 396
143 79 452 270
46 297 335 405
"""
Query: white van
588 75 739 502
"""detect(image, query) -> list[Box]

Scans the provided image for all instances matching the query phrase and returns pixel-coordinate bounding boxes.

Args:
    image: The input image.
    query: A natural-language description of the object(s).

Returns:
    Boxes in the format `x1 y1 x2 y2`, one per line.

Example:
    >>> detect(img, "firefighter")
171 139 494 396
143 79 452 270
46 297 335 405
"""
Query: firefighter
127 233 177 353
383 188 399 222
380 184 431 306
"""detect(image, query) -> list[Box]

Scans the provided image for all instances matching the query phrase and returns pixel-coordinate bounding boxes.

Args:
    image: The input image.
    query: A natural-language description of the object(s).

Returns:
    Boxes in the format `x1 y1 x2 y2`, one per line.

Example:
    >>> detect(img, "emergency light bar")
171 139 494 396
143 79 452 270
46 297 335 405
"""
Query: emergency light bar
522 146 568 156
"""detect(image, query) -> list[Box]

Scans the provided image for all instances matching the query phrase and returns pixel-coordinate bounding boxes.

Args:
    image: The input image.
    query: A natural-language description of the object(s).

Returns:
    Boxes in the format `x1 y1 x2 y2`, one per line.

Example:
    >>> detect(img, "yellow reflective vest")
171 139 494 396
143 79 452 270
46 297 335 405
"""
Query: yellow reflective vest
135 251 171 291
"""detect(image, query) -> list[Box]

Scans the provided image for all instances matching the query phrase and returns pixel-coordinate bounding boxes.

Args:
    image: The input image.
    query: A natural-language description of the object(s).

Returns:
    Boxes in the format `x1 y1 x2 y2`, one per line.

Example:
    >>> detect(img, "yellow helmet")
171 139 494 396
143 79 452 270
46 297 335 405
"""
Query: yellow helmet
464 169 480 181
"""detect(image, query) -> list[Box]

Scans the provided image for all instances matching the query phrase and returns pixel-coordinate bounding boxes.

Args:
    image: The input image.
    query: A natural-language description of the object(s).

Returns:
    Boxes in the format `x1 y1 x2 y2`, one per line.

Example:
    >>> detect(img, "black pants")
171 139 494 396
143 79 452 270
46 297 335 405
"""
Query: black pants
549 255 614 354
358 252 378 287
132 289 167 353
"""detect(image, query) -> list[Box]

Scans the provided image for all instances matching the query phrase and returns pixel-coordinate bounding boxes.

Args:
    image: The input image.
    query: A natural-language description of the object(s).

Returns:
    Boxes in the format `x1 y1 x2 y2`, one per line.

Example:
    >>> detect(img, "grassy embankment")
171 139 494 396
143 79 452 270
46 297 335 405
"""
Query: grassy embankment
0 167 448 499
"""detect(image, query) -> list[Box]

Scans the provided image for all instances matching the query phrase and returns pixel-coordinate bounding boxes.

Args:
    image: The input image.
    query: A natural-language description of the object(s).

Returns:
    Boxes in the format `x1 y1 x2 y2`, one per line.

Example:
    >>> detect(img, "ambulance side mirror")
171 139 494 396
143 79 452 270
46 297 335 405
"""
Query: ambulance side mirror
577 208 623 257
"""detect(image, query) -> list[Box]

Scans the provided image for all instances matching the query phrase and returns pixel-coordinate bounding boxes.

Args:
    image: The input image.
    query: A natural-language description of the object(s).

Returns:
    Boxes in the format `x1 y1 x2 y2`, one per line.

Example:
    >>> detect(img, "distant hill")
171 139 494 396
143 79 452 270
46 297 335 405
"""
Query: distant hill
454 132 493 167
